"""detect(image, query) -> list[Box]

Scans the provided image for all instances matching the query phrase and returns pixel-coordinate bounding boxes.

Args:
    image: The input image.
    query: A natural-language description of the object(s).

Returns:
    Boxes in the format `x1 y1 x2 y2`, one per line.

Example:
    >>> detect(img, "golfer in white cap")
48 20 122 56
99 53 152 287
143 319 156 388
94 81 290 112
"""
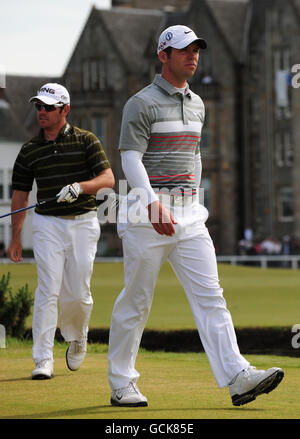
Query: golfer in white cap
157 24 207 53
9 82 115 380
29 82 71 106
107 25 284 408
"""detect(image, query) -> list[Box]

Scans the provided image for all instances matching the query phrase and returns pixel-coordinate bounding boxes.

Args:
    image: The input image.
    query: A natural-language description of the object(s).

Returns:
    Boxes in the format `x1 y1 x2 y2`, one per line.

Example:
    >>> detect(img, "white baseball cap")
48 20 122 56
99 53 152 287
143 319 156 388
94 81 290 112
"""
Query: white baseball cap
157 25 207 54
29 83 70 105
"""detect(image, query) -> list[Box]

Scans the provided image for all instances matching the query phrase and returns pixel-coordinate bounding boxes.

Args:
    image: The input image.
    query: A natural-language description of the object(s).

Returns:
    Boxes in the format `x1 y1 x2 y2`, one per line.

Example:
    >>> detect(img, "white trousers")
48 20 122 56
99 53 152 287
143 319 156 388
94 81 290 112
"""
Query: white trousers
31 212 100 364
108 200 249 389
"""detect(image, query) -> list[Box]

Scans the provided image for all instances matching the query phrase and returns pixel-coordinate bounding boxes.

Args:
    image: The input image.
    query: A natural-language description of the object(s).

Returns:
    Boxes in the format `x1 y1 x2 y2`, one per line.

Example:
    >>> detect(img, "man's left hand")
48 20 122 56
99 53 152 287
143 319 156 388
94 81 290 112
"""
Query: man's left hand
56 182 82 203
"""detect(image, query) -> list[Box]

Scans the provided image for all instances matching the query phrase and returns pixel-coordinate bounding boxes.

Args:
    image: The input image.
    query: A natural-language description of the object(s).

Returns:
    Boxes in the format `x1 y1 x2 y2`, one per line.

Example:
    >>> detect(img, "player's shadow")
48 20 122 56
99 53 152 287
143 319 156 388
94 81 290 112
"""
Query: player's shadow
0 377 32 382
0 405 263 419
0 374 65 383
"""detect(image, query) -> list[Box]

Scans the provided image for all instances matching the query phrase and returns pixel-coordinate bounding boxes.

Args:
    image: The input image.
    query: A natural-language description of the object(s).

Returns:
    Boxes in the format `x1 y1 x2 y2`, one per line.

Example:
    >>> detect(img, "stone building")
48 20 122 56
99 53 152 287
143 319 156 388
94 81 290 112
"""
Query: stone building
61 0 299 254
243 0 300 252
0 83 36 253
2 0 300 255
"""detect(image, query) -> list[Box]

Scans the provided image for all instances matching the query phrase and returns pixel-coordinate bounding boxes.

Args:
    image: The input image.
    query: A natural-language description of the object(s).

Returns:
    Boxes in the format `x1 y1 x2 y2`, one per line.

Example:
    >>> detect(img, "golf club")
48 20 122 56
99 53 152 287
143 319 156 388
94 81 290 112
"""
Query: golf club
0 200 51 219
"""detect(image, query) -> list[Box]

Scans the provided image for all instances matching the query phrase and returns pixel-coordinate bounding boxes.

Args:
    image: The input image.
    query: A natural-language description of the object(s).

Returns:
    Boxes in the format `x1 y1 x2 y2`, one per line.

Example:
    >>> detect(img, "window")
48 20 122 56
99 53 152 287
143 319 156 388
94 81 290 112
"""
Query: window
8 170 13 199
0 170 3 199
0 224 7 257
201 109 210 151
79 116 107 151
274 48 291 72
274 48 292 119
79 117 91 132
91 61 99 90
201 177 211 213
278 187 294 222
0 224 4 242
196 50 213 84
82 61 89 91
98 61 107 90
275 131 293 167
82 59 107 91
250 96 260 123
91 116 107 149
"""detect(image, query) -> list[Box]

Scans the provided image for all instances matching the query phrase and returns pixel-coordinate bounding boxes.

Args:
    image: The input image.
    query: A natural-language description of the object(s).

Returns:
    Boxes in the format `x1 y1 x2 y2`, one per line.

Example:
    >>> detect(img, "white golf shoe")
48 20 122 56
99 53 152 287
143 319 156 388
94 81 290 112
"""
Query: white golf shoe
229 366 284 406
32 359 54 380
66 339 87 371
111 381 148 407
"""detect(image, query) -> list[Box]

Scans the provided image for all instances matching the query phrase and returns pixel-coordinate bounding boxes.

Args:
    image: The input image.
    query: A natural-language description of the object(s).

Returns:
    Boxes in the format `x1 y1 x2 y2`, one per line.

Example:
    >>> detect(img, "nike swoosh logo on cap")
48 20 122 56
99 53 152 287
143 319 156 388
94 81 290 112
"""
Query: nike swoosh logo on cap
184 31 192 34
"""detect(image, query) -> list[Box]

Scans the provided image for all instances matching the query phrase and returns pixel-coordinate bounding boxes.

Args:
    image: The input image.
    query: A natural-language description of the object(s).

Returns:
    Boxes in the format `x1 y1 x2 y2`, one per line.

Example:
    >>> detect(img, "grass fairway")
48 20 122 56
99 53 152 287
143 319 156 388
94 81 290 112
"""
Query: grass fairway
1 261 299 420
1 261 300 329
0 339 299 420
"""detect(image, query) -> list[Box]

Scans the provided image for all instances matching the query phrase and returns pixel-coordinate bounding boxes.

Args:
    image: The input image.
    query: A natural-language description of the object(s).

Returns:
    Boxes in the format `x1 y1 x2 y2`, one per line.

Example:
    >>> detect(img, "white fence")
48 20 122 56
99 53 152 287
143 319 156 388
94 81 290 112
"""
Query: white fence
1 255 300 269
216 255 300 269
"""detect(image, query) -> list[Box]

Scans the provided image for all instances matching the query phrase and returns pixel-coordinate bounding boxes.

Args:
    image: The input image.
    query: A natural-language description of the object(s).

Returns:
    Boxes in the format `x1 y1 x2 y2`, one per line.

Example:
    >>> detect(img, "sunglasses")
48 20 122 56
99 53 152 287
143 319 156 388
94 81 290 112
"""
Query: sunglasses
35 103 64 112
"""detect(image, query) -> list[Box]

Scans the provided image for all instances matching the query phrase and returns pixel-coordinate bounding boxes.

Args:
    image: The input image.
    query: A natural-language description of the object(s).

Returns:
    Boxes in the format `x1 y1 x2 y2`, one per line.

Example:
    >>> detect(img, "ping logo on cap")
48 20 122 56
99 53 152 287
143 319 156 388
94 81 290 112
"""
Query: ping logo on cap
40 87 55 95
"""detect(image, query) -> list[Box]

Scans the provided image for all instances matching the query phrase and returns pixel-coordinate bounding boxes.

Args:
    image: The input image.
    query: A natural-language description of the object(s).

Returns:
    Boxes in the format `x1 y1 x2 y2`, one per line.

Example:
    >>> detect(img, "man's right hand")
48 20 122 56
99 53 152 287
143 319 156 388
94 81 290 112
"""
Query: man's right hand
8 239 23 263
8 190 30 263
147 200 177 236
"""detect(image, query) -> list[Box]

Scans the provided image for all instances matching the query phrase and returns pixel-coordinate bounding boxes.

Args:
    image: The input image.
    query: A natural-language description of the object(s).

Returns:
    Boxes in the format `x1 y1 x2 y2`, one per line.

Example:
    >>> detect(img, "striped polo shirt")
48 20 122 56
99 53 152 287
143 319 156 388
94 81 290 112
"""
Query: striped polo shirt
119 74 204 195
12 123 111 216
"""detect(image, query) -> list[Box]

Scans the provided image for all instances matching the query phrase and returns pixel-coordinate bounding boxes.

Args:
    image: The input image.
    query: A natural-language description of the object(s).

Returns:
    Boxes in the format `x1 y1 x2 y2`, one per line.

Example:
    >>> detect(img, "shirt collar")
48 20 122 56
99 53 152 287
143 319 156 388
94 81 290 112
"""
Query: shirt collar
35 123 71 143
153 74 191 98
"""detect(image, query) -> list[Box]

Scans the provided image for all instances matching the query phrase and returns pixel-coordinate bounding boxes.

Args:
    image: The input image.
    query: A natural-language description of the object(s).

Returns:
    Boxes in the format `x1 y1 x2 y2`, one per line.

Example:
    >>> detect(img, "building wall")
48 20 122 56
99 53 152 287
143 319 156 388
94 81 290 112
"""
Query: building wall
293 82 300 246
245 0 300 251
63 9 135 185
187 1 242 253
4 0 297 255
112 0 191 9
63 2 251 254
0 141 37 252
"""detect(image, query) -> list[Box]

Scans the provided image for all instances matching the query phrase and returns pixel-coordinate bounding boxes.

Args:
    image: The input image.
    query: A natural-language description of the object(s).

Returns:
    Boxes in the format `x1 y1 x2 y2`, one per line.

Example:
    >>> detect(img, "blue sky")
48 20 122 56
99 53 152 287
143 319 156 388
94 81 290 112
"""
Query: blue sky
1 0 111 77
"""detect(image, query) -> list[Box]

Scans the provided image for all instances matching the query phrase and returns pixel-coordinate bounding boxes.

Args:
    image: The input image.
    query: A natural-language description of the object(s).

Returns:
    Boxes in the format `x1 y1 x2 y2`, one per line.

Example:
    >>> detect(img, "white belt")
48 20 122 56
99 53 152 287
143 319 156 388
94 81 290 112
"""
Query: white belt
55 211 97 220
158 194 196 206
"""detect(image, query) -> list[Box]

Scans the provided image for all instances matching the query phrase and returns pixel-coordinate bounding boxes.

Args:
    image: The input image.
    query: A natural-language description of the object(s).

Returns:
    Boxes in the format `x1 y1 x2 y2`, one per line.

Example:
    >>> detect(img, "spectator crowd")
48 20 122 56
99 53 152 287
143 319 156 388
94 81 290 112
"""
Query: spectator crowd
238 229 300 256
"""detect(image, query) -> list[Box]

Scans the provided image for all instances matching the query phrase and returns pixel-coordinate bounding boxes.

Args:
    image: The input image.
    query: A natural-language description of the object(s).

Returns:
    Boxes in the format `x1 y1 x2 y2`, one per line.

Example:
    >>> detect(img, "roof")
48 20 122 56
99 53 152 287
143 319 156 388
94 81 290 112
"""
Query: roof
0 98 28 142
5 75 58 137
205 0 250 61
292 0 300 18
293 0 300 9
5 75 56 127
96 7 165 73
151 0 251 62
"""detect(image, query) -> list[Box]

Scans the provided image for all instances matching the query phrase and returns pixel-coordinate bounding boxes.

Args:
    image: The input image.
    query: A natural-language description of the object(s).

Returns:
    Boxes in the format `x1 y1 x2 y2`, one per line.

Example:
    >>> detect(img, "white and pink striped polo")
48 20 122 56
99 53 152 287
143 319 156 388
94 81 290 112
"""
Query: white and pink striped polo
119 74 205 196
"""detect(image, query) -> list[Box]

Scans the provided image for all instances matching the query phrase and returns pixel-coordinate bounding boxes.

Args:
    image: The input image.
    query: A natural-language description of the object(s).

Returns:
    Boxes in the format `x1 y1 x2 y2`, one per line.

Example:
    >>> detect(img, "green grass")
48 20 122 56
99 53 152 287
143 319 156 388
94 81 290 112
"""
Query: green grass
1 261 299 420
0 338 298 419
1 262 300 329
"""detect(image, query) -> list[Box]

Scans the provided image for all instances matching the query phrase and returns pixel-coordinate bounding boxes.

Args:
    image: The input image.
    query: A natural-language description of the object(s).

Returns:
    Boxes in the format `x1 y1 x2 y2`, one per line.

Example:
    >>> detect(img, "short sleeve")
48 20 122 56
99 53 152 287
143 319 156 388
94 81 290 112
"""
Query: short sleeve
85 132 111 175
118 96 152 154
11 148 34 192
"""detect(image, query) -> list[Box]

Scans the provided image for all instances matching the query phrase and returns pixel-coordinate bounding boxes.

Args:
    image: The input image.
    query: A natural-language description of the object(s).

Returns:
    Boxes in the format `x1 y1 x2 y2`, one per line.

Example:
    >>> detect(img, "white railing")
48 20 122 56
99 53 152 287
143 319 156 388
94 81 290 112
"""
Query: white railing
216 255 300 269
1 255 300 269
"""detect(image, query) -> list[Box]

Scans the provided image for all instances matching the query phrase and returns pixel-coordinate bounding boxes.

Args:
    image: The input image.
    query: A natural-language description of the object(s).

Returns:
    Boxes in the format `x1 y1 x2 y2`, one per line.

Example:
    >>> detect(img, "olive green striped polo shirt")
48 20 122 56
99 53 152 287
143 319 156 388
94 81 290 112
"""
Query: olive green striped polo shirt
12 123 111 216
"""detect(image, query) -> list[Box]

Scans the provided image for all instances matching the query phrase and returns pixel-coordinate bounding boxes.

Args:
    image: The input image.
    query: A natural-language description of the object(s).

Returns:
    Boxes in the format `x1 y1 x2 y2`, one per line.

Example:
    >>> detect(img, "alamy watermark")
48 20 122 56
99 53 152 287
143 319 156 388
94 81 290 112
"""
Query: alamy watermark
291 64 300 89
95 181 205 225
291 324 300 349
0 324 5 348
